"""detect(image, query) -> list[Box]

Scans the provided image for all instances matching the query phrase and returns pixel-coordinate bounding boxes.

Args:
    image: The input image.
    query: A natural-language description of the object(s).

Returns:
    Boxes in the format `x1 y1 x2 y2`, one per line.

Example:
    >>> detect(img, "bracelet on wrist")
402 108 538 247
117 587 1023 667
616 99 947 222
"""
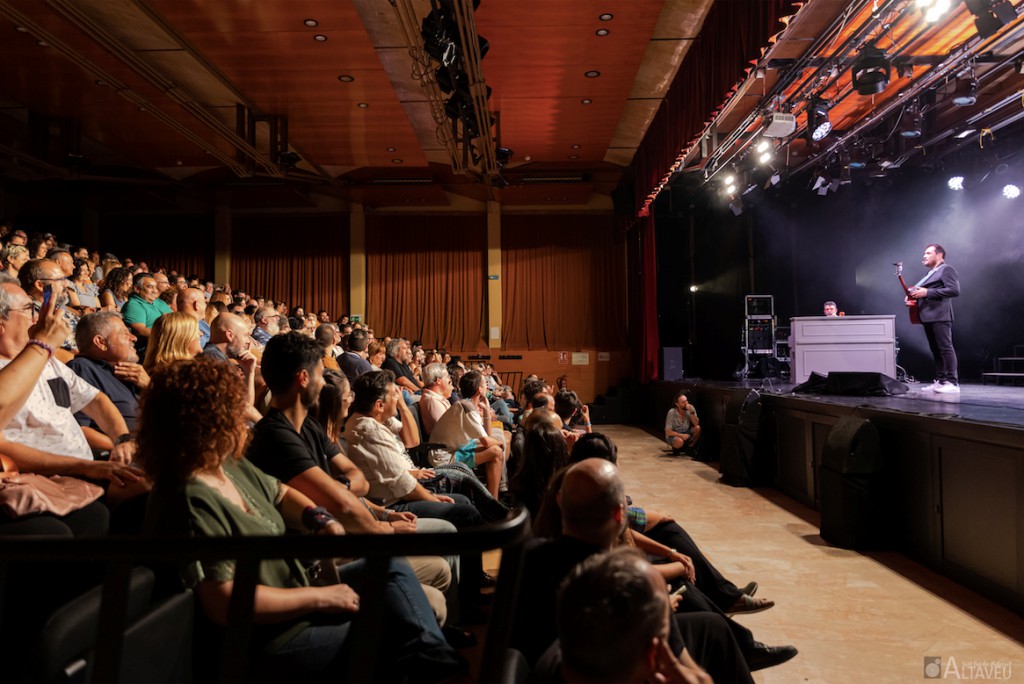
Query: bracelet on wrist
26 339 54 358
302 505 338 533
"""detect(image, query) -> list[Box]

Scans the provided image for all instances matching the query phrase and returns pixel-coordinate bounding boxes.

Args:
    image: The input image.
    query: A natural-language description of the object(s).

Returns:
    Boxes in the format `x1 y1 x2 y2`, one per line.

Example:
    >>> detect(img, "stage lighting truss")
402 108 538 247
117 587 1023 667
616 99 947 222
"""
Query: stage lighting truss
391 0 498 177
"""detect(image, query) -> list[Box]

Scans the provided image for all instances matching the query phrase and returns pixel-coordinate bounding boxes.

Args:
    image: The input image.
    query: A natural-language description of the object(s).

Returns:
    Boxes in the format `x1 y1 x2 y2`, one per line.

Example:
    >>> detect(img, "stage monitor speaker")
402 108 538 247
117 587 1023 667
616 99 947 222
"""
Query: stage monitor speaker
660 347 684 381
821 416 881 475
824 372 908 396
724 388 761 430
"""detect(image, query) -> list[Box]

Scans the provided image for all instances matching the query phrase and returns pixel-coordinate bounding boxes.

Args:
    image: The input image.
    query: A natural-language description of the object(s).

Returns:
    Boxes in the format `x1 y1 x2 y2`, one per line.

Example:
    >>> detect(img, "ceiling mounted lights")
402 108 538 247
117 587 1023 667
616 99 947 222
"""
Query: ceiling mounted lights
965 0 1016 39
807 98 832 141
951 76 979 106
916 0 952 22
899 103 923 138
1003 183 1020 199
852 46 891 96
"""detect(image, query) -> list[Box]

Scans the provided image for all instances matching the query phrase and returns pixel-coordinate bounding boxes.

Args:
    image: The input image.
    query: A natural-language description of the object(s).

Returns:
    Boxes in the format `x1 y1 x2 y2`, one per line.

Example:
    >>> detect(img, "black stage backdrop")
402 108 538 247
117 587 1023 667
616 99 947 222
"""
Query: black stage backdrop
655 167 1024 382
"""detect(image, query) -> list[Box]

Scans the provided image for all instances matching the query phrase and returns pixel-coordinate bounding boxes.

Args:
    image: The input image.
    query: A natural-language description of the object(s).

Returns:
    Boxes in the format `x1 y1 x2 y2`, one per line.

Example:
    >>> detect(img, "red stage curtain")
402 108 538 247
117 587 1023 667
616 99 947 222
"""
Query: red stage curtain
501 215 627 351
632 215 660 381
630 0 794 212
365 214 486 350
231 215 350 318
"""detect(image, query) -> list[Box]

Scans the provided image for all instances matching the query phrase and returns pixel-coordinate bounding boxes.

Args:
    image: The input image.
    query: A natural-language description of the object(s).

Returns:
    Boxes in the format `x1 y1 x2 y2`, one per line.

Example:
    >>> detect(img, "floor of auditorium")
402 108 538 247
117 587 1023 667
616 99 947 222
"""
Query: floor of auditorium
485 424 1024 682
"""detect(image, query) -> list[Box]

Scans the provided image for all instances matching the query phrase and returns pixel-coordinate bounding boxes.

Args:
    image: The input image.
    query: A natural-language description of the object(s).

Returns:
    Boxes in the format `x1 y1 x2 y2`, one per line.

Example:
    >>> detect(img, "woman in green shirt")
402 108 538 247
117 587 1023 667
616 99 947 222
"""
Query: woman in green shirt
138 357 464 682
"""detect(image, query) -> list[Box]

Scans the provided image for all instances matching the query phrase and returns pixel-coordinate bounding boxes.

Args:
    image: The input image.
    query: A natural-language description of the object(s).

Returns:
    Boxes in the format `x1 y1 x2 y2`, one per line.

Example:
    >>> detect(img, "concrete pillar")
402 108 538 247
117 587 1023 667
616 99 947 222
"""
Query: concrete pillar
487 201 501 348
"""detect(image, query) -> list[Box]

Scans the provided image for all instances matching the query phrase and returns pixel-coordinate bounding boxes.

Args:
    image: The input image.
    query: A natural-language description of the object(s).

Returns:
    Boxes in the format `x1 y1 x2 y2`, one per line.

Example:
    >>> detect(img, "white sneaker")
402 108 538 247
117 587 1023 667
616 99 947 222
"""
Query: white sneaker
934 382 961 394
921 381 942 392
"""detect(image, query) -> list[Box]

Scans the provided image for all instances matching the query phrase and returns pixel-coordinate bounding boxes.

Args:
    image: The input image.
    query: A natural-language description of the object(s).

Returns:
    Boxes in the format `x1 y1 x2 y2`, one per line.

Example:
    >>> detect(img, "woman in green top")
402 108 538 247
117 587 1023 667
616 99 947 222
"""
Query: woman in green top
138 357 464 682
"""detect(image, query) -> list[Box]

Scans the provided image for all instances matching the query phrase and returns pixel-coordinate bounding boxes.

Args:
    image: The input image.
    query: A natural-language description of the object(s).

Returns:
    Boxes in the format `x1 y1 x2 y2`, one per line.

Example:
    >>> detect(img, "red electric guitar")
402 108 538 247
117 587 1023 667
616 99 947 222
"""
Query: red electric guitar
895 262 922 325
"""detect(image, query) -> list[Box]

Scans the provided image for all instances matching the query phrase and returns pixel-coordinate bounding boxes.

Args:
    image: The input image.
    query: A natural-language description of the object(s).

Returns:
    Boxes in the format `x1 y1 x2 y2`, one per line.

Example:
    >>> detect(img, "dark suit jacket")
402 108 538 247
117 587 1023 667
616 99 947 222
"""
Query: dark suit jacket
916 262 959 323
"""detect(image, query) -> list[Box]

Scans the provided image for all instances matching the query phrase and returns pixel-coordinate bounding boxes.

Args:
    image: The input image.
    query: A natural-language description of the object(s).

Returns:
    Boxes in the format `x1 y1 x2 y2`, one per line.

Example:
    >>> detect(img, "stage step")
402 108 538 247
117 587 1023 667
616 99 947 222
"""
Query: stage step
981 372 1024 386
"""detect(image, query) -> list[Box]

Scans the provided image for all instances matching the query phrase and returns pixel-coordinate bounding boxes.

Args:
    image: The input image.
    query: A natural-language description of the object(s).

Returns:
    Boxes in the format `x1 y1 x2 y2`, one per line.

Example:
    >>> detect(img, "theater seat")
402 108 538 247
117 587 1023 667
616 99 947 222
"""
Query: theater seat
23 566 192 683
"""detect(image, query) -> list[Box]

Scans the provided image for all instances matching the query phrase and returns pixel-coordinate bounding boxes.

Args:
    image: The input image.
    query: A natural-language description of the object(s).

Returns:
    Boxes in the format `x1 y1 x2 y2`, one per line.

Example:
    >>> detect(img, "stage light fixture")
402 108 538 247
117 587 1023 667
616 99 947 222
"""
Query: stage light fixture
948 175 965 190
899 103 924 138
917 0 952 22
852 46 891 96
955 127 978 139
951 76 978 106
807 98 832 141
965 0 1016 39
689 285 698 293
1002 183 1020 198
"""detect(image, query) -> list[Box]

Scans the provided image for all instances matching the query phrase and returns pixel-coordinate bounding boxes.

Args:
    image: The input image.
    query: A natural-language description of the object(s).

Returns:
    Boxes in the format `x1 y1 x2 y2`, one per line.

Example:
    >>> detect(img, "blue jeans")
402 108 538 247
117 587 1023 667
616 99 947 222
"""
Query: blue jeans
273 558 464 682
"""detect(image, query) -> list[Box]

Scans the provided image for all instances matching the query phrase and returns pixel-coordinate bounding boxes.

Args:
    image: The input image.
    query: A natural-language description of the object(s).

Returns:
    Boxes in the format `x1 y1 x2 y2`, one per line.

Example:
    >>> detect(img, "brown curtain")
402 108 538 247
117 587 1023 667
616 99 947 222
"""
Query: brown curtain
501 215 627 350
99 214 214 279
366 214 486 350
231 215 350 318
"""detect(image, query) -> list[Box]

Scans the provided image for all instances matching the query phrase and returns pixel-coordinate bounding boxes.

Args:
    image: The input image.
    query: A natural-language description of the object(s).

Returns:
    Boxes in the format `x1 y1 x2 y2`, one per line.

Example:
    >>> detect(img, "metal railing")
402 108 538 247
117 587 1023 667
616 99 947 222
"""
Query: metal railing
0 508 531 683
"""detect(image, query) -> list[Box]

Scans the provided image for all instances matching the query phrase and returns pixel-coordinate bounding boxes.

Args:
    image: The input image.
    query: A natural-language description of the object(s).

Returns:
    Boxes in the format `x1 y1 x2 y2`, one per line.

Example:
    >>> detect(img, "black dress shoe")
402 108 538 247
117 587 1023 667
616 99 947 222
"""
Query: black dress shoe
745 642 798 671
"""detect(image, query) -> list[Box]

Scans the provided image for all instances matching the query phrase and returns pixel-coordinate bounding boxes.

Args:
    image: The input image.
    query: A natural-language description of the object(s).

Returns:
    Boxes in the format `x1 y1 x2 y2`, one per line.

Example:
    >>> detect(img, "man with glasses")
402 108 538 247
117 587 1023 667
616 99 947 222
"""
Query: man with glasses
19 258 79 352
120 272 171 355
0 278 142 488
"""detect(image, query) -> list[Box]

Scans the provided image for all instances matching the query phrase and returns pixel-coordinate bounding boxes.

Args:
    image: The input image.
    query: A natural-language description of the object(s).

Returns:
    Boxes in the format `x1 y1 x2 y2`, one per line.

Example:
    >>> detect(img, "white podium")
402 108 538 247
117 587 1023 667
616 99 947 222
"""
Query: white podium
790 315 897 384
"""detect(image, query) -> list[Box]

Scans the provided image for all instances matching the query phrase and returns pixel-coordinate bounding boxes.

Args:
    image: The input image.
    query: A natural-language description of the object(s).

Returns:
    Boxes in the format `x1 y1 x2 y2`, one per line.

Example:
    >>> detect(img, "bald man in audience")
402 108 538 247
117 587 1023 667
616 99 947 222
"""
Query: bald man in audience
202 312 252 362
177 287 210 348
513 459 796 680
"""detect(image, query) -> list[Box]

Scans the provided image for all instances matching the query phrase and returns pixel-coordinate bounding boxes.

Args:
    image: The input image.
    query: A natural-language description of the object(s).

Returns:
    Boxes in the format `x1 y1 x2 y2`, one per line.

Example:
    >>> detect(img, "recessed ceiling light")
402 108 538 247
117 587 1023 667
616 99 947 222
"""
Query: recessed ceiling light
313 34 327 42
357 102 369 108
568 155 580 160
571 144 581 149
95 79 107 87
337 75 354 83
386 147 396 152
15 26 28 33
599 13 614 21
584 70 601 78
304 19 319 27
581 98 592 104
37 40 49 47
596 29 609 36
392 159 403 164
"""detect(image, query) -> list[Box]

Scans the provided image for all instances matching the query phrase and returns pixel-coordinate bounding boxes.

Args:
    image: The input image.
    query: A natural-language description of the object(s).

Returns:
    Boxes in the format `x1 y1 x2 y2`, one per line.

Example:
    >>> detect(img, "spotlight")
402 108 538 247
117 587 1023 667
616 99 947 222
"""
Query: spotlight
756 139 770 153
948 175 965 190
966 0 1016 39
725 183 737 195
1002 183 1020 198
758 151 773 165
951 77 978 106
807 98 832 141
689 285 699 293
918 0 952 22
899 103 923 138
723 174 736 185
852 46 891 96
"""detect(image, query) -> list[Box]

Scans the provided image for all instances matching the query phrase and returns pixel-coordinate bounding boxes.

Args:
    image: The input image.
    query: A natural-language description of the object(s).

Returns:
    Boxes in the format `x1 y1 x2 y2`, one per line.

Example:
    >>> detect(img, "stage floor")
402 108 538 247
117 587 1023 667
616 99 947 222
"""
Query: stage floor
680 379 1024 430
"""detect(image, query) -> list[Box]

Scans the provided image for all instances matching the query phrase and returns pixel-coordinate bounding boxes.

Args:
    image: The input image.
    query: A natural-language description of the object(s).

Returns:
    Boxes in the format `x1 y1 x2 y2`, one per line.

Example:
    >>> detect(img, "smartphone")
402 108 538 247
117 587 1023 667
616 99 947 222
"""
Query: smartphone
42 283 53 308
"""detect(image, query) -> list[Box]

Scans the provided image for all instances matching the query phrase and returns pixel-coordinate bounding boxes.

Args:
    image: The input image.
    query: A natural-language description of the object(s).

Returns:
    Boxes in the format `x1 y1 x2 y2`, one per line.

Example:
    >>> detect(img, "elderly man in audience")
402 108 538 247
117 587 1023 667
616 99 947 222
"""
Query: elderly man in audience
19 257 79 352
121 272 171 355
0 279 142 488
338 327 372 385
251 305 279 346
67 312 147 438
418 362 453 438
383 337 422 402
202 312 252 362
429 370 508 498
177 287 210 348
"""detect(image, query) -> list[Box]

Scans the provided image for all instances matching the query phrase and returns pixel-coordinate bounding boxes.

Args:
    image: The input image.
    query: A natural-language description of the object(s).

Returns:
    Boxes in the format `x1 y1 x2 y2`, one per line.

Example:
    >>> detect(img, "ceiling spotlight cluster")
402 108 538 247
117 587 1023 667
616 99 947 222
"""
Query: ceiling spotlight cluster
916 0 952 23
